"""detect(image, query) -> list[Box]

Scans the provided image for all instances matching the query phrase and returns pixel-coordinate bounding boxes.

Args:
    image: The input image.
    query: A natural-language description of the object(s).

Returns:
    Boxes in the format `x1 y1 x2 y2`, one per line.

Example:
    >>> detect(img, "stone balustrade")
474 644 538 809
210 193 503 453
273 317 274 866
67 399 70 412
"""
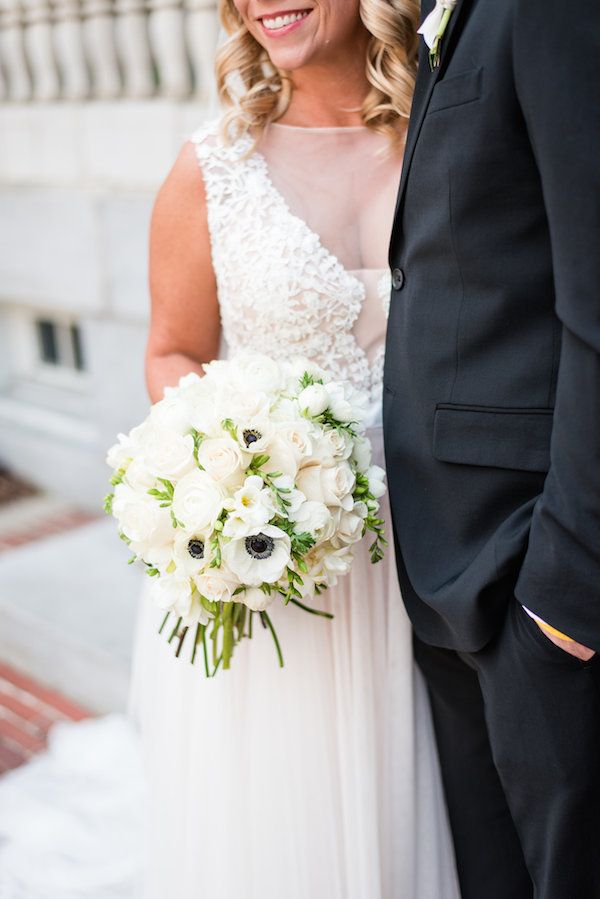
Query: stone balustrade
0 0 219 101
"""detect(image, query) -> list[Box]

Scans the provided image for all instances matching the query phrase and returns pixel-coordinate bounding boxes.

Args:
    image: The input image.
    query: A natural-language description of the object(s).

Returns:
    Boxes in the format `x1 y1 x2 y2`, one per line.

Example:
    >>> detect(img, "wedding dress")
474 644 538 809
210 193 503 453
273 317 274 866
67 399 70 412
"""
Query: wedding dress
0 120 460 899
128 120 460 899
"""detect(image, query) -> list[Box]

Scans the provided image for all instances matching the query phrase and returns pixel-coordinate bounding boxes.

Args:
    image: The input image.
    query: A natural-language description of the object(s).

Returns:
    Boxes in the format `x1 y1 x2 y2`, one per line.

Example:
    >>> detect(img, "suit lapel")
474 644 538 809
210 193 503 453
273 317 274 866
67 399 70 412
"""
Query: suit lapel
390 0 469 251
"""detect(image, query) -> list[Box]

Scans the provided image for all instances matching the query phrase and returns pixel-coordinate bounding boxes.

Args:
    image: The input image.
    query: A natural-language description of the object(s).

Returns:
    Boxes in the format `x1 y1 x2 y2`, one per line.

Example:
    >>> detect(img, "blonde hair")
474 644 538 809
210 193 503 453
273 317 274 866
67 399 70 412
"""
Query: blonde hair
216 0 420 148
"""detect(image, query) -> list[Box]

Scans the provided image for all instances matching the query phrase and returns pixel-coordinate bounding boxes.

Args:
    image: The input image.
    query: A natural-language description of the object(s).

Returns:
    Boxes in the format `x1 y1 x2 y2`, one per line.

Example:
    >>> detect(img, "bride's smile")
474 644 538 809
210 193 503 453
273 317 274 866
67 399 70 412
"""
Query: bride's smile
258 8 313 36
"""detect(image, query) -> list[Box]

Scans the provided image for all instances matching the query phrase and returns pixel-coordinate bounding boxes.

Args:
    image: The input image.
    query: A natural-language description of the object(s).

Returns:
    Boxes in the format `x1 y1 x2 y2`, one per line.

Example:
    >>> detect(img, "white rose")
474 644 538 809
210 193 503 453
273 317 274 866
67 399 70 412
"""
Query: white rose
366 464 387 499
123 456 156 492
112 483 173 548
142 428 196 481
150 575 209 626
273 420 314 464
351 435 372 473
223 475 276 537
222 524 291 586
324 382 354 423
291 500 334 543
335 510 365 546
194 568 237 604
172 469 225 533
240 586 274 612
297 463 355 511
298 384 329 417
262 435 299 480
312 428 353 465
197 437 246 488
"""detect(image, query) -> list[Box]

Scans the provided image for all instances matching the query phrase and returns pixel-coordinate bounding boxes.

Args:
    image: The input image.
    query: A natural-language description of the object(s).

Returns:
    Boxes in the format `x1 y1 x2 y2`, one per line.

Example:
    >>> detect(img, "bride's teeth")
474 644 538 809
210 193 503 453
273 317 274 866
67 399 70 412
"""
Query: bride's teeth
263 10 308 31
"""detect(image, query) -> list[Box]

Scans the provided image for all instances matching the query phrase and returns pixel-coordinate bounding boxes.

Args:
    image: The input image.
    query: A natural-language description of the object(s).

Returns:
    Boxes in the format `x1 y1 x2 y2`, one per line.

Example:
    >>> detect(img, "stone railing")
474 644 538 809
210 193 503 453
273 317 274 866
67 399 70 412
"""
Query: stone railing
0 0 219 102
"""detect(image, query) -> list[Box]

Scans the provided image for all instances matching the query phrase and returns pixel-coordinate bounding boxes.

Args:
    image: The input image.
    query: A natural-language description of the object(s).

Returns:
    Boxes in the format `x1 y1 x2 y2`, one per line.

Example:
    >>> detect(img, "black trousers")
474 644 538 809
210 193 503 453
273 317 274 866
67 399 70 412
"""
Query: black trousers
414 599 600 899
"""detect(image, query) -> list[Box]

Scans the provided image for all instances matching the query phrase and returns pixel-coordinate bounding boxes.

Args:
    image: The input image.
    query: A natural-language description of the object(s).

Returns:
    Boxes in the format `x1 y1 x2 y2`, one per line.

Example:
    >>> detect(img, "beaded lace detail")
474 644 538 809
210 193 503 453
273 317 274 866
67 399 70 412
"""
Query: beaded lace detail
189 120 391 409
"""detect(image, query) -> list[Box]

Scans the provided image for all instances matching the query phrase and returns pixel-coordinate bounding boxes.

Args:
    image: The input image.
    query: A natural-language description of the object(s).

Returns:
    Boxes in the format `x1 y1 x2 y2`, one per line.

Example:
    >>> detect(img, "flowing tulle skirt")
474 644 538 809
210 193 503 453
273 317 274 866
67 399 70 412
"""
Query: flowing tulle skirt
128 431 460 899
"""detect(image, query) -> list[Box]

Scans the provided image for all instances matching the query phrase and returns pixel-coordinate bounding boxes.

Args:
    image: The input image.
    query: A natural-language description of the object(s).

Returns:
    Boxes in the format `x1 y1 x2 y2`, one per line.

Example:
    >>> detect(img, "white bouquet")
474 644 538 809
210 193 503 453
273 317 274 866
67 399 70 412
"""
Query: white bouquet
105 353 387 674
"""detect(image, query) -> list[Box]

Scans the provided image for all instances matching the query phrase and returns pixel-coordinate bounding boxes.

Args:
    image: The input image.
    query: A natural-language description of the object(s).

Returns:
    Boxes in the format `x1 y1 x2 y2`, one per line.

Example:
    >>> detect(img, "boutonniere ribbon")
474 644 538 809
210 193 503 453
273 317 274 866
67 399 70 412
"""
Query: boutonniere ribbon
418 0 457 70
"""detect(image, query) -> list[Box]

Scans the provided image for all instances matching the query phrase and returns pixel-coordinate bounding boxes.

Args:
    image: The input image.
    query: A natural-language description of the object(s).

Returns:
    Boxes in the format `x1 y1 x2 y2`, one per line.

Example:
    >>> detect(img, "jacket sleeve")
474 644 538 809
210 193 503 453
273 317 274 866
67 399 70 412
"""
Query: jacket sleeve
512 0 600 647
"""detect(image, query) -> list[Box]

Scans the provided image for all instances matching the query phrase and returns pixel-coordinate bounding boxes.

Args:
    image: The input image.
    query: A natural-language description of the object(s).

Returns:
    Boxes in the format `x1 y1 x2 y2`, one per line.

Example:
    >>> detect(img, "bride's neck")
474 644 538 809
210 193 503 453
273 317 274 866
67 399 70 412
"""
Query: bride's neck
277 51 370 128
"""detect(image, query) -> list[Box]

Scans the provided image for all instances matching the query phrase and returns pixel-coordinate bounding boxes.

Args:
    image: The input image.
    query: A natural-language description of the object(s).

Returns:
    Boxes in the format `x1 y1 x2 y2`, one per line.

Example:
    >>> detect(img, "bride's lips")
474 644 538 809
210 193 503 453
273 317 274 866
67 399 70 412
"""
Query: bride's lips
257 8 313 39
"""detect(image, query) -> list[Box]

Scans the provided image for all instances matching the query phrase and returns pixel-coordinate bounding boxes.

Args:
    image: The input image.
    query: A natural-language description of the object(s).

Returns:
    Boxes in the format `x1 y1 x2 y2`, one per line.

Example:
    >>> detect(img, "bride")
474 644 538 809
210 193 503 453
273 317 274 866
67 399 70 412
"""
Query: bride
130 1 460 897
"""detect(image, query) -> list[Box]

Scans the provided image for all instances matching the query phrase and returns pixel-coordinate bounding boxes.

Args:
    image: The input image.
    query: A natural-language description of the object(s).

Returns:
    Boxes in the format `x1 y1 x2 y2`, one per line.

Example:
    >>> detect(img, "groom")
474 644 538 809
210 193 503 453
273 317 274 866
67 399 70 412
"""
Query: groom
383 1 600 897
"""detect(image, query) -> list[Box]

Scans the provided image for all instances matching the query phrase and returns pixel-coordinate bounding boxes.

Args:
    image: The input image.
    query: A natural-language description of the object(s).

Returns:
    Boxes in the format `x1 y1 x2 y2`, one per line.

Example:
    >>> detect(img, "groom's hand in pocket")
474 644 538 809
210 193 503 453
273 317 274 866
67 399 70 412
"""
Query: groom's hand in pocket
533 619 596 662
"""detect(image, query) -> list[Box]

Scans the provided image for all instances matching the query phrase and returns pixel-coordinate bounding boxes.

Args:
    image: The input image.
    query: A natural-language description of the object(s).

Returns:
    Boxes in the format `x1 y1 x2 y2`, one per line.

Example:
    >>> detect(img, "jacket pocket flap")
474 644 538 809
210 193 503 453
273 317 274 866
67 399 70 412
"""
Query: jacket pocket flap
429 67 483 113
433 405 553 473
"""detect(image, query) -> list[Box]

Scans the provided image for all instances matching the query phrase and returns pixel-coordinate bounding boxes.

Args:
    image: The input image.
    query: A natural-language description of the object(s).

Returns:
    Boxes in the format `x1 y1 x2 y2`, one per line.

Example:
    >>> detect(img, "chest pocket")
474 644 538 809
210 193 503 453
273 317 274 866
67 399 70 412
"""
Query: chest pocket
428 67 483 114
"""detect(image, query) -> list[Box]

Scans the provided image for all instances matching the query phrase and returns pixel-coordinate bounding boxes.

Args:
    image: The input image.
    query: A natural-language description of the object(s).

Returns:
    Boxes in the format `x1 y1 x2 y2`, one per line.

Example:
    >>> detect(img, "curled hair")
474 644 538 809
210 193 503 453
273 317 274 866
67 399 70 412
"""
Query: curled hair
215 0 420 148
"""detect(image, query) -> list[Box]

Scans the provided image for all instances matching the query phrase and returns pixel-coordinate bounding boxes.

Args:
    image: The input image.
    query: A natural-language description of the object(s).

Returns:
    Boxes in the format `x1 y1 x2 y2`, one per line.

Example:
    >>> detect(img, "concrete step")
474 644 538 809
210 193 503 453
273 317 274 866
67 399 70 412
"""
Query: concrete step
0 516 143 713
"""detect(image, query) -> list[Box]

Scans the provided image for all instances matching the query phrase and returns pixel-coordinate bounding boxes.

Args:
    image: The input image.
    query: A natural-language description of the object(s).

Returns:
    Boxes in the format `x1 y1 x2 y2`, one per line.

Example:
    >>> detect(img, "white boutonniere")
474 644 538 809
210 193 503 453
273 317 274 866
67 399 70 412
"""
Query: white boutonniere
418 0 457 70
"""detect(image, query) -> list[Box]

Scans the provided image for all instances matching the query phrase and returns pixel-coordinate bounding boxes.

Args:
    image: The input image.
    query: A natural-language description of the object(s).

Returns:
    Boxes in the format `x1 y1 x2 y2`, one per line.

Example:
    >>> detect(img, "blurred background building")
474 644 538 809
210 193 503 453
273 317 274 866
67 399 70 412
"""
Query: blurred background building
0 3 221 723
0 0 219 506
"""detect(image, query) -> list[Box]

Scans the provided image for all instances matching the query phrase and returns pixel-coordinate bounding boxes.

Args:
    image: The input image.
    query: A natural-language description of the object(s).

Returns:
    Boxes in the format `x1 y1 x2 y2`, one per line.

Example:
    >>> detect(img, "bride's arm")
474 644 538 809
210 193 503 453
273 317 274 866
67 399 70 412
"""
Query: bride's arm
145 140 220 403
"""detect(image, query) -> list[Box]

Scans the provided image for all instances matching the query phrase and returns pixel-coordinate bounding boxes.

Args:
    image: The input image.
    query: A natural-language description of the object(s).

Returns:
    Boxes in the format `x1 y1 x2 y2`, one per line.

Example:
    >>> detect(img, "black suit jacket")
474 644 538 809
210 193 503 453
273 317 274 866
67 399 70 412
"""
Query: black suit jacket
383 0 600 651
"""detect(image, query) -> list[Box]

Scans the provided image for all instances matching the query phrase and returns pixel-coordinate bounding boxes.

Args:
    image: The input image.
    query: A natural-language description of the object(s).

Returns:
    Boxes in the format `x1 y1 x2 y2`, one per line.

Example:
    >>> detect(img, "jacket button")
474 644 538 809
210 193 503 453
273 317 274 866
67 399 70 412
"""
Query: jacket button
392 267 405 291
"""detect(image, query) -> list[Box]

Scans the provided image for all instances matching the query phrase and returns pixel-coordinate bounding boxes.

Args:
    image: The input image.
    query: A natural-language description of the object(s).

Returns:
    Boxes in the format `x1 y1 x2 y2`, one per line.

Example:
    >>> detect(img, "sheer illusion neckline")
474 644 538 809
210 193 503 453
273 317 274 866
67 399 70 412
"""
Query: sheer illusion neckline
269 121 370 133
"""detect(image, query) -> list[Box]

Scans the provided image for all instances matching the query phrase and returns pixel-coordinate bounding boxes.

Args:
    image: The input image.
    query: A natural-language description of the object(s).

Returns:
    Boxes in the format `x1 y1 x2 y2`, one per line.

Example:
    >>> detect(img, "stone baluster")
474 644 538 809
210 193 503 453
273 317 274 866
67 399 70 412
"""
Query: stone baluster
21 0 61 100
0 0 32 100
52 0 89 99
81 0 120 98
114 0 153 98
146 0 190 99
184 0 217 102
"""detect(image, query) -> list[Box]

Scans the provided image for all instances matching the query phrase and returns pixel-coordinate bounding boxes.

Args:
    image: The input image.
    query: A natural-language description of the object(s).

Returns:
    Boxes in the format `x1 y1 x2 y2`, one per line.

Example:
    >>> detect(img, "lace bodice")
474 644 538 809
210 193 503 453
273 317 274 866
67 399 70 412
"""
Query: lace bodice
188 119 400 426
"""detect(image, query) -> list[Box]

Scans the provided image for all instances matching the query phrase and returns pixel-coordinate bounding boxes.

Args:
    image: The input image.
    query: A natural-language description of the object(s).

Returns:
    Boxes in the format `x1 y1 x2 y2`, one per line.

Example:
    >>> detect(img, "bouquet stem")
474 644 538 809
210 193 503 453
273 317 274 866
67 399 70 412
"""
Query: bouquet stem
260 611 284 668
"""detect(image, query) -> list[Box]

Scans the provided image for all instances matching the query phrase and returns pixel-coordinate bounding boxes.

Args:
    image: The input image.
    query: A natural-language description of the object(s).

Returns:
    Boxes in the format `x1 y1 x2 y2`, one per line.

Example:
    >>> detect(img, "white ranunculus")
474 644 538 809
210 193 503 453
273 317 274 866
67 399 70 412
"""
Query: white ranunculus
142 428 196 481
324 382 354 423
222 524 291 586
351 435 372 473
323 546 354 583
240 586 274 612
112 483 173 548
230 353 284 395
366 464 387 499
223 475 276 537
291 500 334 543
197 437 246 488
298 383 329 417
288 356 329 385
172 469 225 533
150 395 193 435
106 433 133 471
194 568 237 604
150 576 210 626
